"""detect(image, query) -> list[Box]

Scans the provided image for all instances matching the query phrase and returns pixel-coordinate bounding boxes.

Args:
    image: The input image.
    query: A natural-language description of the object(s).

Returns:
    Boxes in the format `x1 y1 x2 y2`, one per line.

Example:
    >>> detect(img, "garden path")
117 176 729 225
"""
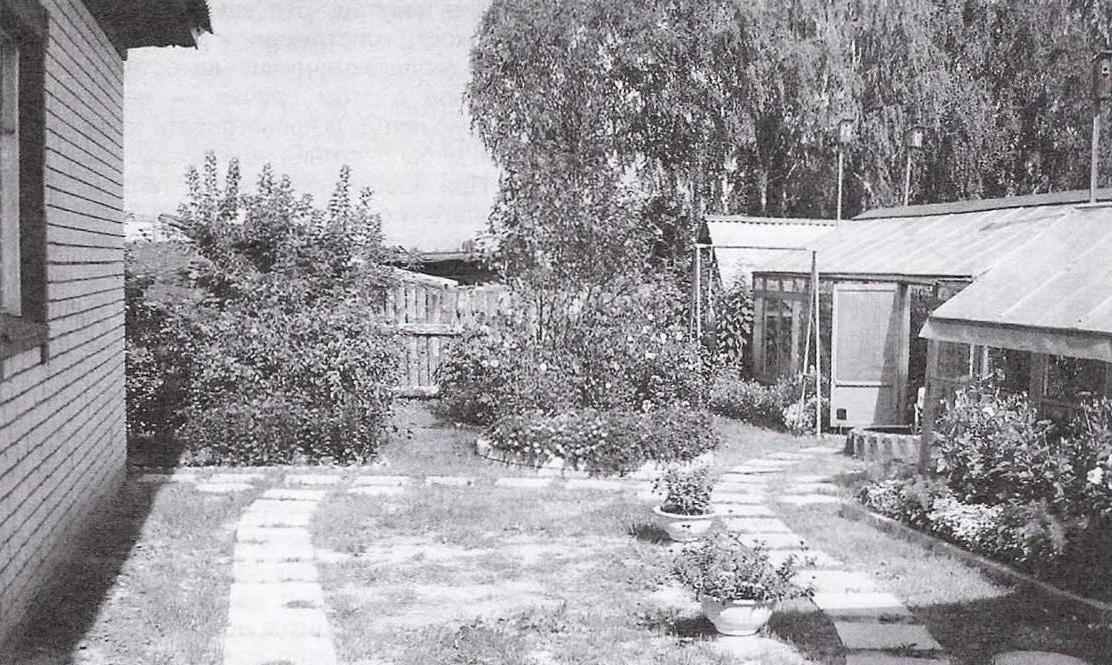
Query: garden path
136 440 952 665
712 445 951 665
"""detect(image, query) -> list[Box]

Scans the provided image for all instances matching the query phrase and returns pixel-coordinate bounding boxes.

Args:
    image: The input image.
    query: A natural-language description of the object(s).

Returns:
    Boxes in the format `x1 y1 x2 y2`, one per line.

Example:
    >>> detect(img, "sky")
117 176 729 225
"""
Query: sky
123 0 500 251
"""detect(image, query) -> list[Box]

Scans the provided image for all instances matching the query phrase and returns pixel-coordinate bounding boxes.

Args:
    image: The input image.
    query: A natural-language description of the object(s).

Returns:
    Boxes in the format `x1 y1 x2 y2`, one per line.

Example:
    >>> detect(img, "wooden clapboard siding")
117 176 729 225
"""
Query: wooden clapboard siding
0 0 128 647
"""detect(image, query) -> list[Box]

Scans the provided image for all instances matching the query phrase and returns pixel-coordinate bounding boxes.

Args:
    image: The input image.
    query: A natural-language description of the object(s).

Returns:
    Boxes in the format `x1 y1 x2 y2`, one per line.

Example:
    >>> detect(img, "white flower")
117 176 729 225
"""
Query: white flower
1087 467 1105 486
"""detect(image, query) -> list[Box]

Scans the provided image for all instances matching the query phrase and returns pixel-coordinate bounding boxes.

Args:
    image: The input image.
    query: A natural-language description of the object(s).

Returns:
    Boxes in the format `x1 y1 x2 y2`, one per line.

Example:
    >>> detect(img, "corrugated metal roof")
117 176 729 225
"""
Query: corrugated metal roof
705 215 836 287
923 205 1112 361
756 193 1107 278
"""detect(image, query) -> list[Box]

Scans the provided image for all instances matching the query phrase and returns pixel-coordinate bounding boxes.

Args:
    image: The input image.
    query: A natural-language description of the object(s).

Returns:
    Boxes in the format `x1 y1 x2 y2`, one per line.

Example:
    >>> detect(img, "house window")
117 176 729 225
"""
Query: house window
0 0 46 364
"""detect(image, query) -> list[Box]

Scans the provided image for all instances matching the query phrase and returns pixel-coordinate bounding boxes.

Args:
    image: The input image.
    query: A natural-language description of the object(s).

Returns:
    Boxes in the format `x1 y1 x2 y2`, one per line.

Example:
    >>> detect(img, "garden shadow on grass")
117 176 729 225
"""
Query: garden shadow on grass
1 445 188 664
637 607 719 639
626 521 671 544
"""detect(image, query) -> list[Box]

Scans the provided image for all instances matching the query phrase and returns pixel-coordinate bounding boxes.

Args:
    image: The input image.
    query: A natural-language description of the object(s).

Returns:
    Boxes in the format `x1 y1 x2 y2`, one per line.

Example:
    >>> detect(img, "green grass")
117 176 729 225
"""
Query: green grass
3 481 252 665
311 485 822 665
780 499 1112 665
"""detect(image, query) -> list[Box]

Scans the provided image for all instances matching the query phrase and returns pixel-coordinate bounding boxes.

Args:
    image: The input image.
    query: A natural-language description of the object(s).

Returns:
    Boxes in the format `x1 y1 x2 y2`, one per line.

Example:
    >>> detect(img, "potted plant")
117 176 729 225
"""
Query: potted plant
672 532 813 636
652 466 716 542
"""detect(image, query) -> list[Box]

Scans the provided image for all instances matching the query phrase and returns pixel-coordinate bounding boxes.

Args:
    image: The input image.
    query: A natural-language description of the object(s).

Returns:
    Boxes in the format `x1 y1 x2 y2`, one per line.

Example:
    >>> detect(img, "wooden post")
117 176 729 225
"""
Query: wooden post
896 283 911 424
695 246 703 340
789 299 803 374
919 338 940 475
812 251 822 438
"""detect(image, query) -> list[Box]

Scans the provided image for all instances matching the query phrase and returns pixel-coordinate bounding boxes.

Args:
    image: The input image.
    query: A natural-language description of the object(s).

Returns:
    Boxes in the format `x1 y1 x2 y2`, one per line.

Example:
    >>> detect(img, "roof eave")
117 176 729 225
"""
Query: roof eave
85 0 212 53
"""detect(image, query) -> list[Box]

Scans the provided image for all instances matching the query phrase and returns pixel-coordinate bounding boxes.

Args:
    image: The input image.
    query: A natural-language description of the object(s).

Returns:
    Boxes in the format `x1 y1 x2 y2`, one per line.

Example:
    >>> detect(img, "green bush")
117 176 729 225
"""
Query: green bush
487 407 719 476
709 371 828 434
653 466 714 516
672 533 813 603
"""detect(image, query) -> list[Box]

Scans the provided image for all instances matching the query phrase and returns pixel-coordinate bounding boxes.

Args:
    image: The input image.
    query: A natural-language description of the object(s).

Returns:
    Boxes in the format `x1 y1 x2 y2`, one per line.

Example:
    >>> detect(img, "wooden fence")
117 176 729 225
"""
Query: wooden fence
382 277 511 396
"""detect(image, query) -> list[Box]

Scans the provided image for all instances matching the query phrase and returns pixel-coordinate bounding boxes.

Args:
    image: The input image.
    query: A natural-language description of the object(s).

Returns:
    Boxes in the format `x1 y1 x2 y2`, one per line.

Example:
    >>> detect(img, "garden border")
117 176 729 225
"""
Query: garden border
838 500 1112 623
475 437 714 480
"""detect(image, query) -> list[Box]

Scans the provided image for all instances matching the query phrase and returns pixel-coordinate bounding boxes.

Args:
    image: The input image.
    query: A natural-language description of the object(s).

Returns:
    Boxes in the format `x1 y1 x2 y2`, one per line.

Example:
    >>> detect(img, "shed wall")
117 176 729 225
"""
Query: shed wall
0 0 125 645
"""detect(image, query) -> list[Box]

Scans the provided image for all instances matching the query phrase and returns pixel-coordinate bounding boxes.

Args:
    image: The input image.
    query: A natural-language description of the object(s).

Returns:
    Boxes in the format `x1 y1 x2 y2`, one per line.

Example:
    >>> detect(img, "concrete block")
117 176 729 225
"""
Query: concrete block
351 475 412 486
723 518 793 534
834 622 942 651
283 474 342 486
262 489 327 502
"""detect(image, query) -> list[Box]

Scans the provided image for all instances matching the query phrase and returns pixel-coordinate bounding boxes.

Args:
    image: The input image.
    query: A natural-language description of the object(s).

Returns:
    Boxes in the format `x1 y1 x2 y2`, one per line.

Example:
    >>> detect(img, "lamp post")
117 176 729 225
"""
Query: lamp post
836 118 854 222
1091 51 1112 203
903 125 925 207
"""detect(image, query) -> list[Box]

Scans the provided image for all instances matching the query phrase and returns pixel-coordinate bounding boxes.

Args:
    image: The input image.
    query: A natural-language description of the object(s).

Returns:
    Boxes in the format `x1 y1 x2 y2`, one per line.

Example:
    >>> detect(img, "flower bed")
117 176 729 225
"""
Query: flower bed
475 436 714 479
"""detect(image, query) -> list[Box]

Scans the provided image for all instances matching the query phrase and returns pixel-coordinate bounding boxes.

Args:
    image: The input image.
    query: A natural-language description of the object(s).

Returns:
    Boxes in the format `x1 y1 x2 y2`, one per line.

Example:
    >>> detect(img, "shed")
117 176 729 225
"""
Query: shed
0 0 210 646
752 189 1112 429
704 215 836 288
919 203 1112 430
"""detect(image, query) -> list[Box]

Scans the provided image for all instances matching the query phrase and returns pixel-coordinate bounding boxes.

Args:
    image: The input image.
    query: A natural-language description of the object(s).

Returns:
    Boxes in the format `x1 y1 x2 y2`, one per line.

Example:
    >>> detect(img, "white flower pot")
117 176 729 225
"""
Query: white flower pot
652 506 716 542
700 597 774 636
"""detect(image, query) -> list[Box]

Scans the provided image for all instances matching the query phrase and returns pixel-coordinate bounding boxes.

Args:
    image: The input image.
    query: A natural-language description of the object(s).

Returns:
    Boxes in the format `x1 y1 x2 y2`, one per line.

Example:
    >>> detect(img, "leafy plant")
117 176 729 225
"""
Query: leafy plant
488 407 719 477
653 467 714 516
672 532 813 603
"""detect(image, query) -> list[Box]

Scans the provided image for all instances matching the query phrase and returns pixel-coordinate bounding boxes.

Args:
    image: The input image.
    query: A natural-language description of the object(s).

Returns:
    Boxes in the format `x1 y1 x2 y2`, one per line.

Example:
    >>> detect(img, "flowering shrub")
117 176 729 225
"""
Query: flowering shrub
488 407 719 476
709 371 828 435
653 467 714 516
934 381 1064 506
672 533 813 603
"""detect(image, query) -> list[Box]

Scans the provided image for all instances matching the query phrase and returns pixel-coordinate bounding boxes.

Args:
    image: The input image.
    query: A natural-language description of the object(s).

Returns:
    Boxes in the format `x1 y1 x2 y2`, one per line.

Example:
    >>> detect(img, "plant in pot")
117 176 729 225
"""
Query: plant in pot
672 532 814 636
652 466 716 542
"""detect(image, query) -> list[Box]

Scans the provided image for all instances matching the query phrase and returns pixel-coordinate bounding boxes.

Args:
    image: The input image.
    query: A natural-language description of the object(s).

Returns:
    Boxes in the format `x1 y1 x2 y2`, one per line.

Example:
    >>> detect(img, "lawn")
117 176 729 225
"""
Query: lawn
309 486 823 665
4 481 254 665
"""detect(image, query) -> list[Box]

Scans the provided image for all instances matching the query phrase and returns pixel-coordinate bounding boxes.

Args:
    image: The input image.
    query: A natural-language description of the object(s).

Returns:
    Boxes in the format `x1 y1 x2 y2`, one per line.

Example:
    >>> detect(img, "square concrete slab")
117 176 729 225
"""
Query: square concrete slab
223 634 337 665
735 533 808 550
196 482 254 494
845 655 950 665
711 503 775 517
351 475 413 486
814 592 914 620
228 582 325 610
283 474 342 486
719 473 771 484
725 466 781 475
834 622 942 651
494 477 553 489
209 473 266 484
349 485 406 496
262 489 327 502
723 517 793 534
711 492 768 504
768 549 844 569
236 527 313 549
425 475 475 487
797 570 879 594
777 494 843 506
766 452 816 460
783 483 839 495
715 482 769 494
234 542 316 563
232 561 319 583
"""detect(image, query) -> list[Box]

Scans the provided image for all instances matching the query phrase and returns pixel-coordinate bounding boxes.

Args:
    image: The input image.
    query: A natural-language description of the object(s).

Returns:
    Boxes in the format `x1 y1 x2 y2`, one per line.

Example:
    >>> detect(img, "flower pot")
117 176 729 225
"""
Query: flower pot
700 597 774 636
652 506 716 542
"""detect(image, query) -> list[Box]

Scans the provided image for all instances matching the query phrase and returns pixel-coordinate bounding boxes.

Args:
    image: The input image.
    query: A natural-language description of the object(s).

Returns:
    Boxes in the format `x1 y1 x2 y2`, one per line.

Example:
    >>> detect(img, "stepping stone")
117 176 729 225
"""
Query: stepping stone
350 485 406 496
196 482 254 494
262 489 327 502
495 477 554 489
726 466 781 475
136 472 199 484
797 570 879 594
769 549 844 569
236 527 313 549
226 605 332 637
425 475 475 487
777 494 843 506
712 635 800 660
747 458 798 466
790 474 837 483
719 473 770 484
834 622 942 651
734 533 808 550
724 518 793 534
564 479 628 491
992 652 1092 665
210 472 265 484
716 482 769 494
228 582 326 610
352 475 412 486
846 655 950 665
223 634 337 665
232 561 319 583
766 452 815 460
284 474 342 486
813 591 913 620
712 492 767 504
240 510 313 528
234 542 316 563
799 445 842 454
783 483 839 495
711 503 775 517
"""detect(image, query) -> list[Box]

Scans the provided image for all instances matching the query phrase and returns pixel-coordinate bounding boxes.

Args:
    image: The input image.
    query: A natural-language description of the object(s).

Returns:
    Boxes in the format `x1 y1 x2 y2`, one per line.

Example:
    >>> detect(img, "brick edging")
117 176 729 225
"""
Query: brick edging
838 500 1112 622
